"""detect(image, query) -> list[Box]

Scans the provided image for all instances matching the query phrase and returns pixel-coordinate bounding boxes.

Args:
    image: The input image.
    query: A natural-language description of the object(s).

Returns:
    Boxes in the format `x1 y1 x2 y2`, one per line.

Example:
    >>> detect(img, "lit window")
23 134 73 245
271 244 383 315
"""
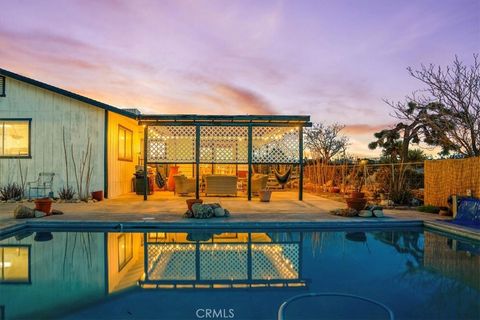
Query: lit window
118 233 133 271
0 120 30 158
0 246 30 283
118 125 133 161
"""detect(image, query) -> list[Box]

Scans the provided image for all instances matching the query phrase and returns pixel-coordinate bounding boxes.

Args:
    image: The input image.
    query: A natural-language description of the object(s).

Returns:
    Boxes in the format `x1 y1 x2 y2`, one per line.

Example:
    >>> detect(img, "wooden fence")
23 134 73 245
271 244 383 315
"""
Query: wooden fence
424 157 480 207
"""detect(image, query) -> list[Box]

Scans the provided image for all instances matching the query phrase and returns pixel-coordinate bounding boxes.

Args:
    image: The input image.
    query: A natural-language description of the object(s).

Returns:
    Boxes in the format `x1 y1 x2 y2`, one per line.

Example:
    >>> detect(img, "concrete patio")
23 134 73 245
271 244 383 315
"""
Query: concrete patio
0 192 450 232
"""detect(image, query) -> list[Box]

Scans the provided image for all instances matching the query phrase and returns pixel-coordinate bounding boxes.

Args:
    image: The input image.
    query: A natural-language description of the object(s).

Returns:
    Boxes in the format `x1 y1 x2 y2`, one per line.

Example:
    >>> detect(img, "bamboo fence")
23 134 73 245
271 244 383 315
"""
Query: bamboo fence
424 157 480 207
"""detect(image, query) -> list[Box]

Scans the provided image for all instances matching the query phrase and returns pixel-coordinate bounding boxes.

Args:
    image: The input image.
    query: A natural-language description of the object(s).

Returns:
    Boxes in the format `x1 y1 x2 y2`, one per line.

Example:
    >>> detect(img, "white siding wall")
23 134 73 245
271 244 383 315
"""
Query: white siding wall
0 77 105 196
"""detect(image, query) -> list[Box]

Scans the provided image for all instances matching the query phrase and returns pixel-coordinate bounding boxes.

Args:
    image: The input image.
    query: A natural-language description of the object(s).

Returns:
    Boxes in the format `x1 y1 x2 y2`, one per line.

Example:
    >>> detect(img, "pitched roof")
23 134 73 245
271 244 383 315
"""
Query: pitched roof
0 68 138 119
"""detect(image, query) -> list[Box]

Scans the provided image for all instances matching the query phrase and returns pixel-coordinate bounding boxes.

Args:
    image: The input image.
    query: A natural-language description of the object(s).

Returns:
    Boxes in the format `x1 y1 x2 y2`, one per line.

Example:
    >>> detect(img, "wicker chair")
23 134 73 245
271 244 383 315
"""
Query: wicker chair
204 175 238 196
251 174 268 194
173 174 196 196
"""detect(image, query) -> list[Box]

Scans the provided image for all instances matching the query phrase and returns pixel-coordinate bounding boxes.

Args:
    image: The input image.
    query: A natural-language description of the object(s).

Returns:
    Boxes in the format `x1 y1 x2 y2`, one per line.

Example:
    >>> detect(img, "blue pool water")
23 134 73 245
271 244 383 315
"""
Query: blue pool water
0 227 479 320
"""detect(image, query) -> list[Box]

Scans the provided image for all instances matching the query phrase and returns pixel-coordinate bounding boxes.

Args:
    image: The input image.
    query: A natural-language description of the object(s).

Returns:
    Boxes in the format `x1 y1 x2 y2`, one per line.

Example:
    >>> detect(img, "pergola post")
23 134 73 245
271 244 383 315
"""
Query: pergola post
143 125 148 201
298 126 304 201
247 125 253 201
195 125 200 199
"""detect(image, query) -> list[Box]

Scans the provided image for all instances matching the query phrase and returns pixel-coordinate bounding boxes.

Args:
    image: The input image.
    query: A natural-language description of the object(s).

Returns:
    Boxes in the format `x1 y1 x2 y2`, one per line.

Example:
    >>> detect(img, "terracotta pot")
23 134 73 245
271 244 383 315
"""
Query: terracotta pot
91 190 104 201
167 166 179 191
346 197 367 211
34 198 53 215
186 198 203 211
350 191 365 199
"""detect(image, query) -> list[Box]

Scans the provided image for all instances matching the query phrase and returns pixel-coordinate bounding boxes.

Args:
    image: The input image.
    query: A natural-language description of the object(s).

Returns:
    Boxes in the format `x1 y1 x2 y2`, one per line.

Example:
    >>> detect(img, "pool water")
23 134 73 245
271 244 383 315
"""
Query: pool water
0 228 479 320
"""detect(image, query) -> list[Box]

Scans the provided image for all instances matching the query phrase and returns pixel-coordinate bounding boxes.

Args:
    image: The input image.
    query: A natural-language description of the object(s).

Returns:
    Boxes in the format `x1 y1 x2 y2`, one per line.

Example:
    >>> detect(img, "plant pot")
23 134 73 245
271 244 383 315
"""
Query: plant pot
34 198 53 215
259 190 272 202
186 198 203 211
346 197 367 211
332 187 340 193
167 166 179 191
439 207 451 216
350 191 365 199
91 190 104 201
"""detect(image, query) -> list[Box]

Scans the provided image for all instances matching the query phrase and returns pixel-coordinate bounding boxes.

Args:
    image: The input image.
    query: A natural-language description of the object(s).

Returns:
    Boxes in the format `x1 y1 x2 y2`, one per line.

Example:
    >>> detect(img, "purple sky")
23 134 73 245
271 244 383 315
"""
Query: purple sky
1 0 479 155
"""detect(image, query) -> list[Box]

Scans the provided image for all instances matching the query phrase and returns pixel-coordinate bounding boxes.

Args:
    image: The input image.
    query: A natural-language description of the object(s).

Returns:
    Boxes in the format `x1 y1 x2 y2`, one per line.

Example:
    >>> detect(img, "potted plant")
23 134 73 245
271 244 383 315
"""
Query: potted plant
186 198 203 211
34 197 53 215
346 166 367 211
91 190 104 201
259 187 272 202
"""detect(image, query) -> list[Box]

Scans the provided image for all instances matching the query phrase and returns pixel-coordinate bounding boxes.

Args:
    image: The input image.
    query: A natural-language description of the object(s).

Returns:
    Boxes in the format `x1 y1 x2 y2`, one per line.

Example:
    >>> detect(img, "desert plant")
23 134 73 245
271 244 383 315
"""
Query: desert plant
58 186 76 200
389 189 414 205
0 183 24 201
71 136 94 201
417 205 440 214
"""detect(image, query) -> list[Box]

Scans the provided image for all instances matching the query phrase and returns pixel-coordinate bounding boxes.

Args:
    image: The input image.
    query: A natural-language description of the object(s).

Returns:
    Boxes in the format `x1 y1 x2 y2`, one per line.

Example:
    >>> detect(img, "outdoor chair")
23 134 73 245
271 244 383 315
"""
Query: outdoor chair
173 174 196 196
27 172 55 199
251 174 268 194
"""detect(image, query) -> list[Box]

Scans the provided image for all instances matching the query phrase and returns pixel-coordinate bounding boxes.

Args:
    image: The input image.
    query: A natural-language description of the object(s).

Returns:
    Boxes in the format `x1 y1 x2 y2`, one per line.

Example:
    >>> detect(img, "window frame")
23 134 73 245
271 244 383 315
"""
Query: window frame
0 118 32 159
0 76 5 97
118 125 133 162
0 245 31 285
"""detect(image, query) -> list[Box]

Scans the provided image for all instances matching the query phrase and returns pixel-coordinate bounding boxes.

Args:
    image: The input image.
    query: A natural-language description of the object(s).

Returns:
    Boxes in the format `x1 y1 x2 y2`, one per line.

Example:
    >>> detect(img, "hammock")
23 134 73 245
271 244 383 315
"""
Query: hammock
155 169 166 188
274 166 292 188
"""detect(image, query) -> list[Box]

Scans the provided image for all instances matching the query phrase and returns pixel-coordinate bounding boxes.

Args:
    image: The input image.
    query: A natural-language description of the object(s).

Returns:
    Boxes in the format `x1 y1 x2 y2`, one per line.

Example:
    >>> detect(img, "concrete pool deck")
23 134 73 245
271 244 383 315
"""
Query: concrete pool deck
0 192 458 233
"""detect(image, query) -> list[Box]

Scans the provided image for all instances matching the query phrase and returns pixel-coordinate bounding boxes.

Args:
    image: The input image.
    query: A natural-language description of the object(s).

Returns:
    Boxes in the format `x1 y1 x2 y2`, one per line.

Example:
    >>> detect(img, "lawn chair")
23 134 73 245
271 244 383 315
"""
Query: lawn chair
27 173 55 199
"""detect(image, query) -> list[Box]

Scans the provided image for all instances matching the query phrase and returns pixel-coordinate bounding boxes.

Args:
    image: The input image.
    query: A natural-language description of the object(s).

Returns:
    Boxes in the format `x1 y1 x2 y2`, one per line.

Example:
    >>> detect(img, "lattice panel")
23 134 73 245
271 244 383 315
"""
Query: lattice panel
147 244 196 280
252 127 299 163
199 244 248 280
147 126 196 163
251 244 299 279
200 126 248 163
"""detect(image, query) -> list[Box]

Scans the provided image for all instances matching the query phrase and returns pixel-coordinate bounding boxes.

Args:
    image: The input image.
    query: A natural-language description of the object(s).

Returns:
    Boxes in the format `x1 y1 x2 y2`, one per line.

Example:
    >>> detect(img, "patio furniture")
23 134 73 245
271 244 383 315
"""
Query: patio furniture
204 175 237 196
251 174 268 194
27 173 55 199
173 174 196 195
274 167 292 189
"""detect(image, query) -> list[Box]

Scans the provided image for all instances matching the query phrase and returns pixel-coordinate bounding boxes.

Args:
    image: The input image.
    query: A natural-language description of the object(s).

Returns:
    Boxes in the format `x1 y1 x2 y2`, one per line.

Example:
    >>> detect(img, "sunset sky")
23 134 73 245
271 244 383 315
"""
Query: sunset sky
1 0 478 156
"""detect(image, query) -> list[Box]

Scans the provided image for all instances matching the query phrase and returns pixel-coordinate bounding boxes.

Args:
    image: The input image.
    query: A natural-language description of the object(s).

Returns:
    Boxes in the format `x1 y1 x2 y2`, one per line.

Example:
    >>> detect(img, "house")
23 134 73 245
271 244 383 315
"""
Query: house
0 68 310 200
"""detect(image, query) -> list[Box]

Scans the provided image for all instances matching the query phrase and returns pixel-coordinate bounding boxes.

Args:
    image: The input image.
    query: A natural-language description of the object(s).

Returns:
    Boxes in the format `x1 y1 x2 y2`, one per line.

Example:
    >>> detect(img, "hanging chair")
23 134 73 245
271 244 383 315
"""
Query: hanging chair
274 166 292 188
155 167 166 189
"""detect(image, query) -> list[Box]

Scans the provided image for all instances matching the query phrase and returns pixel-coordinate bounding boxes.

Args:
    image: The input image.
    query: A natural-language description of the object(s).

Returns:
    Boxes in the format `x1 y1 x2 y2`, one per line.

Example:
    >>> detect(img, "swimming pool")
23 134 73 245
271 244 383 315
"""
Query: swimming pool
0 227 479 320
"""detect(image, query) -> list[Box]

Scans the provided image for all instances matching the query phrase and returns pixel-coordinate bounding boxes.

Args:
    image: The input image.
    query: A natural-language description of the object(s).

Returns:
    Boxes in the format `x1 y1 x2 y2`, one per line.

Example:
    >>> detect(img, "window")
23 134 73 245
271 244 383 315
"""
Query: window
118 233 133 271
0 76 5 97
0 120 31 158
0 246 30 283
118 125 133 161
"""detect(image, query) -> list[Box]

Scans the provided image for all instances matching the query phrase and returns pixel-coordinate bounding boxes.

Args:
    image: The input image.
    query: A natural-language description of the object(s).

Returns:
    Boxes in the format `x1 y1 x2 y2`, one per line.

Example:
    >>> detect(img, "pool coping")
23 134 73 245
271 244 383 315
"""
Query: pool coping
1 218 478 241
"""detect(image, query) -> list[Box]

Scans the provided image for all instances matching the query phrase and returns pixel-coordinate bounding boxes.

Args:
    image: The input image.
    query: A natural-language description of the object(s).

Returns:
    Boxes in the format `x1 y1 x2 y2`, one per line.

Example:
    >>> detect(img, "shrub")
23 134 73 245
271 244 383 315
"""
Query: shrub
389 189 414 205
0 183 24 201
417 205 440 214
58 186 76 200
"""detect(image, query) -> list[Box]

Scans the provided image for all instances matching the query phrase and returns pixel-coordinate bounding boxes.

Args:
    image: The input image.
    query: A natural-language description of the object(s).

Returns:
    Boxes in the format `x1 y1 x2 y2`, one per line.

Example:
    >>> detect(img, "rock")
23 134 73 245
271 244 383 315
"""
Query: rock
93 199 98 203
184 210 194 218
358 210 373 217
330 208 358 217
224 209 230 217
51 209 64 215
373 209 384 218
34 210 46 218
192 203 214 219
214 207 226 217
14 205 35 219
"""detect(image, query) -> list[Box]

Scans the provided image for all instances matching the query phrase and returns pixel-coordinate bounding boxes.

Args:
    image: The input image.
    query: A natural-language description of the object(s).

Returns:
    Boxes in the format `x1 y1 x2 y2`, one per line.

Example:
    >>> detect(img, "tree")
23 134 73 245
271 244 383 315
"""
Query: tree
304 123 349 163
304 123 349 190
406 54 480 157
370 54 480 159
